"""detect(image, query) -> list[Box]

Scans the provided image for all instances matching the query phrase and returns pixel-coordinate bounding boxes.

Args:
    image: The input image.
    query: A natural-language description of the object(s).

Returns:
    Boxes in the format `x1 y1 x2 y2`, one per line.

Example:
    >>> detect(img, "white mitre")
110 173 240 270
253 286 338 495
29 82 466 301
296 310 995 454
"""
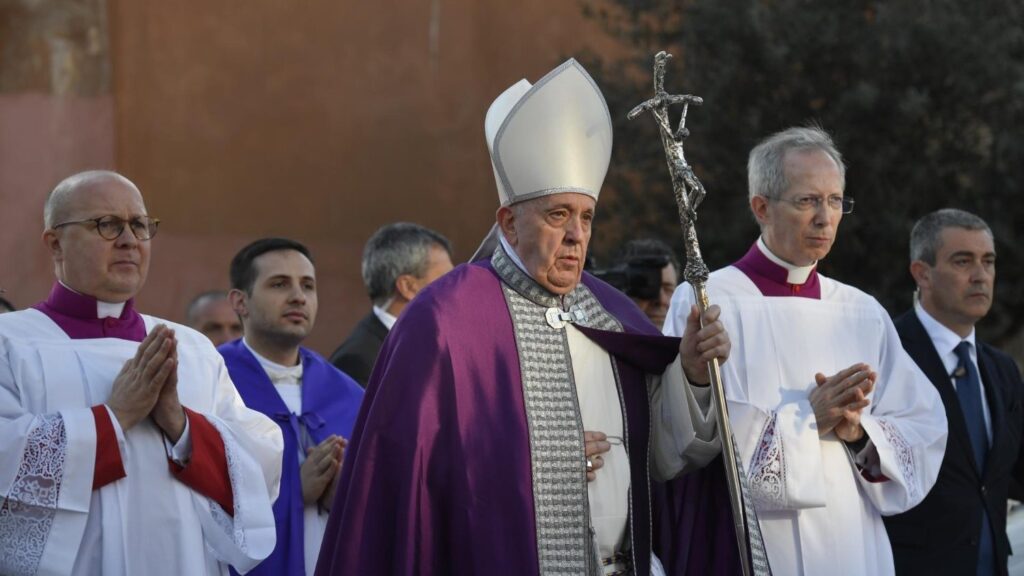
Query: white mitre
484 58 613 207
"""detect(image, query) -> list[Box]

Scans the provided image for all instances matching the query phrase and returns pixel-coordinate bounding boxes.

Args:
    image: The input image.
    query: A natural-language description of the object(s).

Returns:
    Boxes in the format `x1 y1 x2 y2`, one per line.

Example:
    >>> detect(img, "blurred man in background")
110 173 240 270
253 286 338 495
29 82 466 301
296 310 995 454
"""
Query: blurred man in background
329 222 452 387
186 289 242 346
602 238 679 330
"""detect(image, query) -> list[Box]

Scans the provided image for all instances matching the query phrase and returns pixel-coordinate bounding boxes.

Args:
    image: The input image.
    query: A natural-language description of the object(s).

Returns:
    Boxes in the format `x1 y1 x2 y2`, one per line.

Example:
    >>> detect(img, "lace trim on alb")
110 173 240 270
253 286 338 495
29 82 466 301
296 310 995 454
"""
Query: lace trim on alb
0 414 67 576
876 418 920 501
747 411 786 511
206 419 248 556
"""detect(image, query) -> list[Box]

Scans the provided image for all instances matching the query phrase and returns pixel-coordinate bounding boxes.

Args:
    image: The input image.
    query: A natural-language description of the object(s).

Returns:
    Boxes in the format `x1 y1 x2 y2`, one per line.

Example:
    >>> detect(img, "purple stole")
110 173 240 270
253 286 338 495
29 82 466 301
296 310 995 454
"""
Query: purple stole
33 282 146 341
220 340 364 576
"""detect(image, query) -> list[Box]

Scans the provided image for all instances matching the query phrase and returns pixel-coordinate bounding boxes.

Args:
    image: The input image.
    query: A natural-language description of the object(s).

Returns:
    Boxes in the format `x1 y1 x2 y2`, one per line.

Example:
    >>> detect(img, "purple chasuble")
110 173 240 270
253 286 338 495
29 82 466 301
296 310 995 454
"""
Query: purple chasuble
33 282 146 341
732 242 821 299
220 340 364 576
315 259 717 576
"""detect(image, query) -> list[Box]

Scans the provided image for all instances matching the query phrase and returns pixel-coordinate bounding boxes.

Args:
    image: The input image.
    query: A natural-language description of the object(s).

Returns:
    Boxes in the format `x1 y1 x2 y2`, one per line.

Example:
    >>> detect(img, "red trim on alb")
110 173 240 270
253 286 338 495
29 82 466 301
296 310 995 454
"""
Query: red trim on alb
169 408 234 516
91 405 127 490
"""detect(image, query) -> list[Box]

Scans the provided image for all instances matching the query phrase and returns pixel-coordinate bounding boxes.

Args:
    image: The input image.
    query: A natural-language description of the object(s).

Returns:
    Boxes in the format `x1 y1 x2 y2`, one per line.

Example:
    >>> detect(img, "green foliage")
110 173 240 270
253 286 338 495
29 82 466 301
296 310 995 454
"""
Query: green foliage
582 0 1024 343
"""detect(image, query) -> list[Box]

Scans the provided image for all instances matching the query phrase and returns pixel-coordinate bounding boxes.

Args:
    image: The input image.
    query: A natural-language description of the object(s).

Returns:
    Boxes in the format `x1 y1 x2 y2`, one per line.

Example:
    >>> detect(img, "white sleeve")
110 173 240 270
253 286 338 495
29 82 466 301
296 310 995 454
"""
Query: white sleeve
0 336 98 576
184 354 283 573
855 315 947 515
649 357 721 481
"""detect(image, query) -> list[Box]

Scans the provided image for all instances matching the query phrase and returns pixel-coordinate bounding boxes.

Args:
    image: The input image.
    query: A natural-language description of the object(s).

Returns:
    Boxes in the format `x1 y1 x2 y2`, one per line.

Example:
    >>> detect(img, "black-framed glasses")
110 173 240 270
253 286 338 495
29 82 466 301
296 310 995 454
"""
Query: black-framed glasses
53 215 161 241
770 195 855 214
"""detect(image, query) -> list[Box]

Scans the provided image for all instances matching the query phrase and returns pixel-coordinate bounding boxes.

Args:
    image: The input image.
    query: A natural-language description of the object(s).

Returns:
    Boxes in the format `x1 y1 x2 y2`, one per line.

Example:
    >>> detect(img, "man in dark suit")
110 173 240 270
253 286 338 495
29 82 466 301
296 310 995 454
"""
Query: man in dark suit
329 223 452 386
884 208 1024 576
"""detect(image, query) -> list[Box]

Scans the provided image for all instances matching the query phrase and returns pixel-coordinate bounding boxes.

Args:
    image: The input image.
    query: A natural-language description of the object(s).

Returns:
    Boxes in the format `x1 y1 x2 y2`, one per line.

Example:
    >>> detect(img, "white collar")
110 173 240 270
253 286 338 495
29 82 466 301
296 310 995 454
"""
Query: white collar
242 337 303 383
60 281 126 319
914 300 977 371
757 237 816 285
372 305 398 330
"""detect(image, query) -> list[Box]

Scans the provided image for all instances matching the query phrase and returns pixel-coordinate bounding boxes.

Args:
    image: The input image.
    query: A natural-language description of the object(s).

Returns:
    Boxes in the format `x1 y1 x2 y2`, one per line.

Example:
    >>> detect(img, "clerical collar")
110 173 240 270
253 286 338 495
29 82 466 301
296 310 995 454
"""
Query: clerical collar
33 282 146 341
242 338 304 384
914 300 977 373
732 239 821 299
372 305 397 330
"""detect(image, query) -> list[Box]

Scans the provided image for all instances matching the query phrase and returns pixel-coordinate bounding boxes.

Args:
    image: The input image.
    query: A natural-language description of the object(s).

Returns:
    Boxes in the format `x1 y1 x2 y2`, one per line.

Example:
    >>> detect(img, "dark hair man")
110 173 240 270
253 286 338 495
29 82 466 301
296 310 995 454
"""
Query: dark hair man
317 59 728 576
883 208 1024 576
186 290 242 347
0 170 282 575
220 237 364 576
328 222 452 386
664 127 947 575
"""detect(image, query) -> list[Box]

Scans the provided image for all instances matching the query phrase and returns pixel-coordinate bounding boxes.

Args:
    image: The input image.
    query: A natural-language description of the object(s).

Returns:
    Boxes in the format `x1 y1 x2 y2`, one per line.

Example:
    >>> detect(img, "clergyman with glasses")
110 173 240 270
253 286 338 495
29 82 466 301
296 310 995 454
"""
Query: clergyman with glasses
663 126 948 575
0 170 283 576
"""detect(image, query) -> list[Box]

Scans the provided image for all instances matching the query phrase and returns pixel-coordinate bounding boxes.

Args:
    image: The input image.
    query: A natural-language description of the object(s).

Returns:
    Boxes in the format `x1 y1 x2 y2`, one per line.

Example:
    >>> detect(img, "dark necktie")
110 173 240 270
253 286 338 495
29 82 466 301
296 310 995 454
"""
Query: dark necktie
954 341 988 472
954 341 995 576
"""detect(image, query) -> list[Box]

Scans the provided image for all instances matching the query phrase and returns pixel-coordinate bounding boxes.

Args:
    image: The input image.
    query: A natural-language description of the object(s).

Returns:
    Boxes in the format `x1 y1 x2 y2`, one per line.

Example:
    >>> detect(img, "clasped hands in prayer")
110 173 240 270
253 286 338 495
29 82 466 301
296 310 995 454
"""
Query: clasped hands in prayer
107 325 187 443
586 304 732 482
809 363 877 443
302 435 347 511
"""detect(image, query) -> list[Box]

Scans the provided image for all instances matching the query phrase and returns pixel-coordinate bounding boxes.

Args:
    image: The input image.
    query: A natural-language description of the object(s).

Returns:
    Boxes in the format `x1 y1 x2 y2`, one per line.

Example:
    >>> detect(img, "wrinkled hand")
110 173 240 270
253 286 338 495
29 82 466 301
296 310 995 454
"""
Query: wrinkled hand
318 437 349 511
809 363 876 439
680 304 731 385
108 325 177 432
301 435 346 505
584 430 612 483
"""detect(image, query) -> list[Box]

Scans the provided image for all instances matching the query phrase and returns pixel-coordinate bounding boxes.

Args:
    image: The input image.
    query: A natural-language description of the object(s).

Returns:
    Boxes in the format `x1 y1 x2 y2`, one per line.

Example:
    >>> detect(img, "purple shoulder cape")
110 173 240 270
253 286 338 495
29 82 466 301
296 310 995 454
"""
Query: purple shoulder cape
220 340 364 576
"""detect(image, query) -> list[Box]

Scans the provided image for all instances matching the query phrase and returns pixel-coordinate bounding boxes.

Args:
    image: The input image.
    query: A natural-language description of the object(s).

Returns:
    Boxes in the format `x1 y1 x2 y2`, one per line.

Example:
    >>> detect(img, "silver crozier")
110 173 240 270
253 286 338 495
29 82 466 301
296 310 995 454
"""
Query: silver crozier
628 51 766 576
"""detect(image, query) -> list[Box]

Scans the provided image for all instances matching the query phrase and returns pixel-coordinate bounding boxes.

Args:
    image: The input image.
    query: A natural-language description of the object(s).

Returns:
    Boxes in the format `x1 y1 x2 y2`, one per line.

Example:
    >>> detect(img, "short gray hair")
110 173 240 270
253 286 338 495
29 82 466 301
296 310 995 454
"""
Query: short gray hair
362 223 452 306
909 208 992 265
748 126 846 201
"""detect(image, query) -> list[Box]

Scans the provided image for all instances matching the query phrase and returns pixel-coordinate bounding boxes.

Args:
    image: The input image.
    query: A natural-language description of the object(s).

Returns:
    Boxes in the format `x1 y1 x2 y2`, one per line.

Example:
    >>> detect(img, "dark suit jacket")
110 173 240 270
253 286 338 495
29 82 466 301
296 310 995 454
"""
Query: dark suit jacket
329 311 388 388
884 309 1024 576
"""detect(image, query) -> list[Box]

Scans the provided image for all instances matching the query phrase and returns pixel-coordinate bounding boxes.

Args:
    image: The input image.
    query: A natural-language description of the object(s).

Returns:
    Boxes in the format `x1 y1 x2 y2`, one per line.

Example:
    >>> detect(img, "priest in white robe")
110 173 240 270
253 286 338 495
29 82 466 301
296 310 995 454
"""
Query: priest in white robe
666 126 948 575
0 170 283 576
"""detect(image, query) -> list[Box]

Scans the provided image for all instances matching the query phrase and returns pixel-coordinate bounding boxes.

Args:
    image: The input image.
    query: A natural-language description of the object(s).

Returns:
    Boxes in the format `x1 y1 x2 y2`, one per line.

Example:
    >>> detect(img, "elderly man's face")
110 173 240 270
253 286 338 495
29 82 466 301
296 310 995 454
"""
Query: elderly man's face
752 149 844 266
44 177 151 302
500 192 594 295
236 249 318 346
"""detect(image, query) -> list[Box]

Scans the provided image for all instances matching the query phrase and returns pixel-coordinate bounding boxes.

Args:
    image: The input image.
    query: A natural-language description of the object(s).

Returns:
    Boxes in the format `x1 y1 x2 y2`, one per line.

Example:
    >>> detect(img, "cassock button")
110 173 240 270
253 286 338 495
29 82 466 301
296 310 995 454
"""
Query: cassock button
103 318 118 328
981 485 988 496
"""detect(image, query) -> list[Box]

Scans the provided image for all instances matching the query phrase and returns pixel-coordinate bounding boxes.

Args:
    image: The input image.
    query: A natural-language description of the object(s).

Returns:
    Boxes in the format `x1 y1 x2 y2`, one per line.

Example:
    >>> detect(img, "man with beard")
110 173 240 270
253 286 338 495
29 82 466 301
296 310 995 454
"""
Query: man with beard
220 238 364 576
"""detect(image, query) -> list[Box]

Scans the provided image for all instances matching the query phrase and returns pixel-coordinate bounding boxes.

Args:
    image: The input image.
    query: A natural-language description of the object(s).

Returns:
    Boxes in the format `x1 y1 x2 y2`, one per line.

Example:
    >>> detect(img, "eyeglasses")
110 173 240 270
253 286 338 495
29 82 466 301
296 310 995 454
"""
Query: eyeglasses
770 195 855 214
53 215 160 241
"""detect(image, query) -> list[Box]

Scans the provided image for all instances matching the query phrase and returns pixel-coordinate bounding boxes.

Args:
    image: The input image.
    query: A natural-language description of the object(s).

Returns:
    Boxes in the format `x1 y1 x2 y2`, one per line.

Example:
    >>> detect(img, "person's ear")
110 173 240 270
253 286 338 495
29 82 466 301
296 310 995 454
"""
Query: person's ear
394 275 419 302
750 195 770 226
909 260 931 293
43 229 63 261
228 289 249 320
496 206 517 246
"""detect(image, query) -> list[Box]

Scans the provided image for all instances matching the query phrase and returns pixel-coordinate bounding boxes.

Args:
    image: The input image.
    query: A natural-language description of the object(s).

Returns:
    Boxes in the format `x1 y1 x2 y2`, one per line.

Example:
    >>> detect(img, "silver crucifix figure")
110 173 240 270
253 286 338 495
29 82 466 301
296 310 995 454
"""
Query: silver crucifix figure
629 51 771 576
